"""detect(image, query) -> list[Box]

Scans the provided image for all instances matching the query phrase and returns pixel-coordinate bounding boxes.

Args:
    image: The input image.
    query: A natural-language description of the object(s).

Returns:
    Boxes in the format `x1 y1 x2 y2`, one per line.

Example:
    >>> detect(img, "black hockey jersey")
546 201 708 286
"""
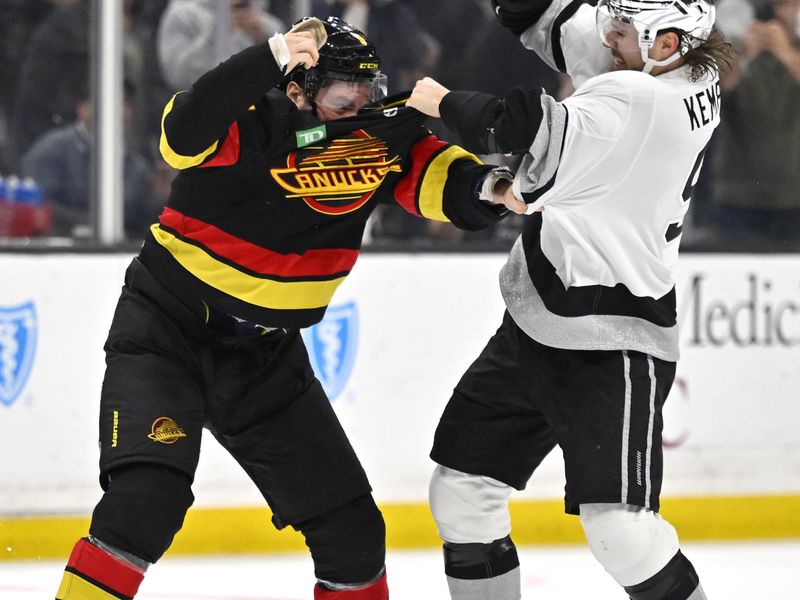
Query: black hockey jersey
139 43 503 329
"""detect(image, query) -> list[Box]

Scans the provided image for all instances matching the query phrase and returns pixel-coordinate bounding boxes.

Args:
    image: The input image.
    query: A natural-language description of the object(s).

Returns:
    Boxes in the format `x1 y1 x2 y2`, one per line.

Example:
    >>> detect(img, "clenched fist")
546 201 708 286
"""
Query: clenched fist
284 31 320 72
407 77 450 118
492 178 528 215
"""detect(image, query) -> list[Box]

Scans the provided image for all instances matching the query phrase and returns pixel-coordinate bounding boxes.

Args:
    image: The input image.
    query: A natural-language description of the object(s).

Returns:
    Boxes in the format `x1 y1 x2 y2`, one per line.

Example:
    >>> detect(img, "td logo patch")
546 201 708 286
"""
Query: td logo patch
301 301 359 401
0 301 37 408
148 417 187 444
296 125 327 148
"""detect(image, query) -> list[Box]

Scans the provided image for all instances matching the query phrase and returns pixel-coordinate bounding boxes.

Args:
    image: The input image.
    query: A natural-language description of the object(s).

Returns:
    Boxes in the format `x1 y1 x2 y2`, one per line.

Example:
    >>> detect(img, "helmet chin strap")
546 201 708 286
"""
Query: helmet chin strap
641 50 683 74
638 28 683 75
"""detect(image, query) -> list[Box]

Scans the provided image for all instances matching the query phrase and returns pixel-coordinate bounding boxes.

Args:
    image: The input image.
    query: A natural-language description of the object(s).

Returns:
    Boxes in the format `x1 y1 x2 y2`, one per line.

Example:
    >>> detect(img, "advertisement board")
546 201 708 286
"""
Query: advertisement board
1 253 798 515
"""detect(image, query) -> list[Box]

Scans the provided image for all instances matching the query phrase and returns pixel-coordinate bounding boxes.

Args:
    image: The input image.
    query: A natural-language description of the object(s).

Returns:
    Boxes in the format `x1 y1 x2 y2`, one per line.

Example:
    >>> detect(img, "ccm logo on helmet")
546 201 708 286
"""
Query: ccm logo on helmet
359 62 379 70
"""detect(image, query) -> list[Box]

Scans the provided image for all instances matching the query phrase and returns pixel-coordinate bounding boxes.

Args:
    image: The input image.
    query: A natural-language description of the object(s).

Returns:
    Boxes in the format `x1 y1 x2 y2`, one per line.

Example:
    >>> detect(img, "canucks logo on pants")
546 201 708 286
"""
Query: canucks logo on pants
0 301 37 407
302 301 358 401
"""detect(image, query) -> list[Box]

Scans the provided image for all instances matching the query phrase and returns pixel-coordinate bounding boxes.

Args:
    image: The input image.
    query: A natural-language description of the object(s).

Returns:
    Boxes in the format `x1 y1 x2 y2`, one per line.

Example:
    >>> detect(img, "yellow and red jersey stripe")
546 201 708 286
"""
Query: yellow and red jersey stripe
153 209 357 311
198 121 241 169
159 94 220 170
159 208 358 277
394 135 482 222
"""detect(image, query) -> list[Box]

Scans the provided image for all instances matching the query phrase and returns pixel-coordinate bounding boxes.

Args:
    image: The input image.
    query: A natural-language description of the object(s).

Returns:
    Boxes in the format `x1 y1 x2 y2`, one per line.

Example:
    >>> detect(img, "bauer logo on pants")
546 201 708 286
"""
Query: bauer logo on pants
0 301 37 408
302 301 358 401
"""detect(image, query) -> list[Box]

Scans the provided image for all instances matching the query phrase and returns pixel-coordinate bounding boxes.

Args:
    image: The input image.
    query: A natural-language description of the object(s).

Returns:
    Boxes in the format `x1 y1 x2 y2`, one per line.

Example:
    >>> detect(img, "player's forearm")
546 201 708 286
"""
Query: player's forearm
442 164 510 231
439 88 545 155
162 43 282 155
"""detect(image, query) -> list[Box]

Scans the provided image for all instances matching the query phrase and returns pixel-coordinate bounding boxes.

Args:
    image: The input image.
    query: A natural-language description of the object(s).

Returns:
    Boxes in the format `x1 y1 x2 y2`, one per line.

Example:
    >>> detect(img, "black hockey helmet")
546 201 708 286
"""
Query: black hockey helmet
284 16 388 105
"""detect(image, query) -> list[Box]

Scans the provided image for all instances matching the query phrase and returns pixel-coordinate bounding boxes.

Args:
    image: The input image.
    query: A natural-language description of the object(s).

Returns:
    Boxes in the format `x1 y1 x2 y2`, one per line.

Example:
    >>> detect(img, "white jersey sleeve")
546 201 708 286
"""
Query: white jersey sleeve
518 1 613 87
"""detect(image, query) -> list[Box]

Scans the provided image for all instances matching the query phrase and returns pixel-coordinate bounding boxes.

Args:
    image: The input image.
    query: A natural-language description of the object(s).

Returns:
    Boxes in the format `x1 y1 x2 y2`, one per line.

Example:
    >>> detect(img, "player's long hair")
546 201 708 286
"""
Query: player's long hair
680 29 735 82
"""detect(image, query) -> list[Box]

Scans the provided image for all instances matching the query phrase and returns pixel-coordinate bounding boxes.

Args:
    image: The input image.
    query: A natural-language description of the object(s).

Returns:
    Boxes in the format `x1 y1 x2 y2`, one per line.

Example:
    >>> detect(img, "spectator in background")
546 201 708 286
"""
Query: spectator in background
716 0 757 39
406 0 559 98
268 0 307 25
19 84 158 239
10 0 88 164
124 0 172 161
404 0 487 91
712 0 800 249
461 16 560 99
157 0 284 91
0 0 60 172
4 0 168 173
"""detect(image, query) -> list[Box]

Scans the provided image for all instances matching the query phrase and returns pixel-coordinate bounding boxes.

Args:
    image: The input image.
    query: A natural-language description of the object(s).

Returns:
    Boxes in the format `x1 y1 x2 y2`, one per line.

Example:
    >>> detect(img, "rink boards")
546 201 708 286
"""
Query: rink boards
1 252 799 558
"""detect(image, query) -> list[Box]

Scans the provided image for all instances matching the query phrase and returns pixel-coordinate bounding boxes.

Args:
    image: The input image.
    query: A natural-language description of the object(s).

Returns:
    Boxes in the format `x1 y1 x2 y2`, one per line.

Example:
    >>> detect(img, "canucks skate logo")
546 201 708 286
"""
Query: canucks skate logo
148 416 188 444
272 130 402 216
0 302 37 407
302 301 359 401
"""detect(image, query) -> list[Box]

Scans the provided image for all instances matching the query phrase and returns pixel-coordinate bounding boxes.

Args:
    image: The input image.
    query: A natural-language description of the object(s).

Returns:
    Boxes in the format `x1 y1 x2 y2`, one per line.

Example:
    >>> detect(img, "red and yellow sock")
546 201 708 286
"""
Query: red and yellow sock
314 572 388 600
55 538 145 600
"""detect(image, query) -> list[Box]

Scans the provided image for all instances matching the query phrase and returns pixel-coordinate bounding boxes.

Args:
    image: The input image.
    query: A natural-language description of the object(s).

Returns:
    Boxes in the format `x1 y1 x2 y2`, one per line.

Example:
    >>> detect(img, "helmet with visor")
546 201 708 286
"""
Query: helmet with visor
285 16 388 117
596 0 716 73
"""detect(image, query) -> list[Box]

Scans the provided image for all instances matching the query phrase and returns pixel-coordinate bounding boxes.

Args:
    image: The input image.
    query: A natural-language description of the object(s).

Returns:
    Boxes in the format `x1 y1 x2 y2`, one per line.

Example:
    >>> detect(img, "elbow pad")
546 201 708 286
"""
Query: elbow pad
493 90 545 154
492 0 551 35
440 91 504 155
440 89 545 156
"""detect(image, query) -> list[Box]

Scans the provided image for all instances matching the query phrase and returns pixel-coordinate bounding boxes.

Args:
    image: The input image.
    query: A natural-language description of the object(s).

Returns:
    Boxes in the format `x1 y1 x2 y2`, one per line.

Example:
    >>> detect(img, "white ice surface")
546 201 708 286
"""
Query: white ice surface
2 541 799 599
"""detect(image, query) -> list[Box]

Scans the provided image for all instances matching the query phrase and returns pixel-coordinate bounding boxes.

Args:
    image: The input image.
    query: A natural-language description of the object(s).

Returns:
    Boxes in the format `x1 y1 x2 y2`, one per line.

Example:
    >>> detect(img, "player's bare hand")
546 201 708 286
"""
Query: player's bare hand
284 31 319 72
407 77 450 118
493 180 527 214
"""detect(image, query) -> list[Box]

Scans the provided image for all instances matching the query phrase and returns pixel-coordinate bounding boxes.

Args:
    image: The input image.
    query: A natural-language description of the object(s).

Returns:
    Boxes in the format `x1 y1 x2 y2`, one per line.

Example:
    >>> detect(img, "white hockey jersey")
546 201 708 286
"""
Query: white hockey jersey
500 1 721 361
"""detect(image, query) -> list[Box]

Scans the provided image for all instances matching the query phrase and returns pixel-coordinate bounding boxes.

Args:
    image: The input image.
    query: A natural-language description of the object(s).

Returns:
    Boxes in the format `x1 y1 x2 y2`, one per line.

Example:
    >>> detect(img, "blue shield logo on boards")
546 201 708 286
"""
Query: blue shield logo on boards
0 302 37 407
302 301 358 401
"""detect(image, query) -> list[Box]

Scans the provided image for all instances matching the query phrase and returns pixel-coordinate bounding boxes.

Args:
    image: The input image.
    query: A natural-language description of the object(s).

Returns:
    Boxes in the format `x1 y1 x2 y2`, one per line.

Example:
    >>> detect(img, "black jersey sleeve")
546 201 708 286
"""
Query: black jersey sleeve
392 133 506 231
160 43 284 168
442 162 509 231
439 88 545 155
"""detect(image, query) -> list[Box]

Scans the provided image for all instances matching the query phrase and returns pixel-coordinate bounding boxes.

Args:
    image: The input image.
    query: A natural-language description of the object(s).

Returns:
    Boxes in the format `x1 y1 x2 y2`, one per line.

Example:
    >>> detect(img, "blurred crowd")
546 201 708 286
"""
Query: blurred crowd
0 0 797 250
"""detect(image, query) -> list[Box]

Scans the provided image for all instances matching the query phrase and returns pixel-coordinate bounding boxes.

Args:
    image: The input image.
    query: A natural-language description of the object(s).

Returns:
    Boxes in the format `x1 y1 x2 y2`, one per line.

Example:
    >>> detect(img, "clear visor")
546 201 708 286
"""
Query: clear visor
596 0 644 52
314 73 388 115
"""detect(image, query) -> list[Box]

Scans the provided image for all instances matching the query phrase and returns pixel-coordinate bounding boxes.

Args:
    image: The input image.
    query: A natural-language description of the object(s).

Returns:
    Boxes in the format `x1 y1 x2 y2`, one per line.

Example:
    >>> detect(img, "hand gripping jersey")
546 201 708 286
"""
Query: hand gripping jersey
500 1 722 361
140 43 502 329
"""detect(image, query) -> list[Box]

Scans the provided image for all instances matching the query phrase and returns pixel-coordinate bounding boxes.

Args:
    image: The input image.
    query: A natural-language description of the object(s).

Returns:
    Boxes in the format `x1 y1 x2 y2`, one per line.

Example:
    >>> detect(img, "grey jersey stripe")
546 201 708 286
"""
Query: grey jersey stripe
500 238 680 361
687 584 708 599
